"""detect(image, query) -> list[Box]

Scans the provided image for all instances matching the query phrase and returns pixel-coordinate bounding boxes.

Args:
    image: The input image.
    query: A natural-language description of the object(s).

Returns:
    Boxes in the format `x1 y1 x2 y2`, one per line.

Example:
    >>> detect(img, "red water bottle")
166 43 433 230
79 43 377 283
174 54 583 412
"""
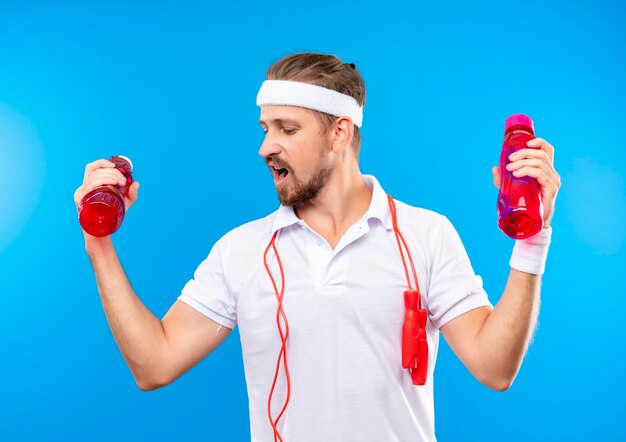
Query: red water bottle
497 114 543 239
78 155 133 237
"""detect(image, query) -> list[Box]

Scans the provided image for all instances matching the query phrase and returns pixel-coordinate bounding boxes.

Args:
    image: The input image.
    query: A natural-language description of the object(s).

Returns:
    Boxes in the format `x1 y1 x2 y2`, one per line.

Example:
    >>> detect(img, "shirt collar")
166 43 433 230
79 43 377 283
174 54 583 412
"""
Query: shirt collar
270 174 393 233
271 204 301 233
363 174 394 231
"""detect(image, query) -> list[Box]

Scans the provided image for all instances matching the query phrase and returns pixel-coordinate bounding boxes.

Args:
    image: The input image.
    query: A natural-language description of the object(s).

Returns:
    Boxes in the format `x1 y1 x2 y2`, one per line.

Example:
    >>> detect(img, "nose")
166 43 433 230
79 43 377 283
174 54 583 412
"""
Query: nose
258 134 282 159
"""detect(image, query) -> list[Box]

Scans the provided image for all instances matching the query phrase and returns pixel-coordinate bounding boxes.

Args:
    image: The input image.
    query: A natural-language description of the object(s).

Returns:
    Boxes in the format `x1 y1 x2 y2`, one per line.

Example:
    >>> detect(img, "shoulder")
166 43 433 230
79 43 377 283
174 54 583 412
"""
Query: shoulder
392 197 449 233
221 208 279 241
213 207 282 258
389 197 467 256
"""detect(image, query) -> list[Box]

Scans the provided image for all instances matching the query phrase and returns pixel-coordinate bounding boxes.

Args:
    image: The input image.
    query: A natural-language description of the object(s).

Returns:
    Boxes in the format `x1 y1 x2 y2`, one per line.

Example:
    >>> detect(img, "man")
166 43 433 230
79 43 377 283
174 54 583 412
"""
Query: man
74 52 560 441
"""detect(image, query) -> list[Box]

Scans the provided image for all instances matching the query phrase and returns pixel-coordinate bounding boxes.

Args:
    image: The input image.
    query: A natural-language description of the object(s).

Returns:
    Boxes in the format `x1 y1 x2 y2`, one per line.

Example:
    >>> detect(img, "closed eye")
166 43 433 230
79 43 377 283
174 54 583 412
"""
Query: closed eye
261 128 297 135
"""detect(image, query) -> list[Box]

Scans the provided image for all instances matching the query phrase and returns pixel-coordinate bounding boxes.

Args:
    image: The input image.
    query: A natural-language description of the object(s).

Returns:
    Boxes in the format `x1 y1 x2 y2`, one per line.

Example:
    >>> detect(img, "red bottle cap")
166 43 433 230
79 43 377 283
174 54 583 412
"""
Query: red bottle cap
505 114 534 133
116 155 133 172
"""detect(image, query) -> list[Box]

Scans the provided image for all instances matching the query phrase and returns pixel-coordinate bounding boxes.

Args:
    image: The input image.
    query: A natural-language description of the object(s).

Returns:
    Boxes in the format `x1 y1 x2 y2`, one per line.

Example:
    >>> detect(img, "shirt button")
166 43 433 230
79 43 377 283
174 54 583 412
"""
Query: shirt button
316 239 323 247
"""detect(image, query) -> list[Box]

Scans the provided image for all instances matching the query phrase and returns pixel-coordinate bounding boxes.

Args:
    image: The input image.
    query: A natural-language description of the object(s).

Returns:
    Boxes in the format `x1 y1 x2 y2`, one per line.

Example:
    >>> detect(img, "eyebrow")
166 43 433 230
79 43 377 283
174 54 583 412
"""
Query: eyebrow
258 118 301 125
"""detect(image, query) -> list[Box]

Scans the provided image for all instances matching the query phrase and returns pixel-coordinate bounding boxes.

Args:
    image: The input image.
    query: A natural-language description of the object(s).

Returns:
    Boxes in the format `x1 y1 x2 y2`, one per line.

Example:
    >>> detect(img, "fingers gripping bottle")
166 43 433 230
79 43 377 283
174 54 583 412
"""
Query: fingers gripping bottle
497 114 543 239
78 155 133 237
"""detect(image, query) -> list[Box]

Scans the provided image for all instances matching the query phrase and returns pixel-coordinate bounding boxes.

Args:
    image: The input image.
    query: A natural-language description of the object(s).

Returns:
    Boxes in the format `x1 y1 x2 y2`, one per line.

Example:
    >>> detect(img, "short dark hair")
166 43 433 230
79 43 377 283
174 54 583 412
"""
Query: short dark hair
265 52 366 157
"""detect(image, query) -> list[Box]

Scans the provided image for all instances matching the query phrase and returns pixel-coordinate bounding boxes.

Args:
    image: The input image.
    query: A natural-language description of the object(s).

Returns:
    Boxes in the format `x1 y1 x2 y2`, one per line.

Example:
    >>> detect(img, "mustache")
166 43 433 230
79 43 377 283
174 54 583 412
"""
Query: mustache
266 155 291 171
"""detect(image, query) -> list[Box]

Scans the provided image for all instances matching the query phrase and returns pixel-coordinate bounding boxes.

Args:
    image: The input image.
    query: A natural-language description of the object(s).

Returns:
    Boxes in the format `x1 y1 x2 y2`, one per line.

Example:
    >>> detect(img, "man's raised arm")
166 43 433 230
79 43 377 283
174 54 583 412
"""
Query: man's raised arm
75 159 231 391
441 137 560 391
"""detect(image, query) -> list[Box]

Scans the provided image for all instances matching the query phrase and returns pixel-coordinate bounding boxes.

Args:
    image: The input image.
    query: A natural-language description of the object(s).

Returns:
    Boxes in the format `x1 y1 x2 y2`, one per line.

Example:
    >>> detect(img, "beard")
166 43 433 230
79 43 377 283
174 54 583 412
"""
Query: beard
267 153 333 207
278 161 333 207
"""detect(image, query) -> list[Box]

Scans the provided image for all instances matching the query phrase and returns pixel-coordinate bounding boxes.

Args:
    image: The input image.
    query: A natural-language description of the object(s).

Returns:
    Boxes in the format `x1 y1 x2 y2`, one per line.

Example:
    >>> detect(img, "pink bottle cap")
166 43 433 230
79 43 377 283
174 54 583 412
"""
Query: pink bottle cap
505 114 534 132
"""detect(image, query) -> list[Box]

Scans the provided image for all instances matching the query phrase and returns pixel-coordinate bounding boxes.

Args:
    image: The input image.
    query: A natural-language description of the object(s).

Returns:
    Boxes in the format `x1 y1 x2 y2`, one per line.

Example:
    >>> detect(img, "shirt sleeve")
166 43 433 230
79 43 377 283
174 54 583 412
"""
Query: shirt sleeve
427 216 493 329
177 233 237 329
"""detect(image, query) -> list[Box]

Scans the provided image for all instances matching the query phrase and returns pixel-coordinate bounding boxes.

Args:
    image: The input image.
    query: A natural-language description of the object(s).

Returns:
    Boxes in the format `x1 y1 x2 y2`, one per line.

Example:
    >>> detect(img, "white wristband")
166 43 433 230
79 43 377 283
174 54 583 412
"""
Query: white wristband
509 226 552 275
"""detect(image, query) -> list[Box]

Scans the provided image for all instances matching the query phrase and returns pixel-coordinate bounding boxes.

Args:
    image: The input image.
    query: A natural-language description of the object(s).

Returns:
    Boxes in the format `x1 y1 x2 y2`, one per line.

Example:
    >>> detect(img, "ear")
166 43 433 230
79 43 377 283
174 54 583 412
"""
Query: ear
329 117 354 153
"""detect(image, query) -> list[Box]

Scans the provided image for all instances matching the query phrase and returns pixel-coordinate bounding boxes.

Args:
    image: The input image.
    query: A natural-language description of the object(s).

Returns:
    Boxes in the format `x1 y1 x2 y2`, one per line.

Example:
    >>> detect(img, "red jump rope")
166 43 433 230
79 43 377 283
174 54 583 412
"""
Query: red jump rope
263 194 428 442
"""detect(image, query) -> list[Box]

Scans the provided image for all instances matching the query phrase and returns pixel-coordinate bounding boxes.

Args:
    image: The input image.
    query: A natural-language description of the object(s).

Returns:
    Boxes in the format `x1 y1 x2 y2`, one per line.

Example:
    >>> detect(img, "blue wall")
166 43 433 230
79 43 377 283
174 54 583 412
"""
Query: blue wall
1 1 624 440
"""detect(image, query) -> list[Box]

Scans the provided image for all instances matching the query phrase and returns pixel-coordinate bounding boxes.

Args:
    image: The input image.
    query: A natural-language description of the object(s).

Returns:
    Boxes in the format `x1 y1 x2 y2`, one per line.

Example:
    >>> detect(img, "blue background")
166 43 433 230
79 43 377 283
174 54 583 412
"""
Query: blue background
1 1 624 440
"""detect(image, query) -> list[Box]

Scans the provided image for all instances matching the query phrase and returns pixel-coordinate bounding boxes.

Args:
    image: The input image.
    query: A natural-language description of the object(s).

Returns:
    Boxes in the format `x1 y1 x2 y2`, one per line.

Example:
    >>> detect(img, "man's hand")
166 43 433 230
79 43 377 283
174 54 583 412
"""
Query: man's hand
491 138 561 228
74 158 141 213
74 159 141 241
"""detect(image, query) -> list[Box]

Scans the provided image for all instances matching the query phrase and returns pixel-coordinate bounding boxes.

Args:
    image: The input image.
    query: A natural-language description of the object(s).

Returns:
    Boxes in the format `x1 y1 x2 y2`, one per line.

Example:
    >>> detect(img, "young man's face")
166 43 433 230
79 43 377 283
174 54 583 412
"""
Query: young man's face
258 105 334 206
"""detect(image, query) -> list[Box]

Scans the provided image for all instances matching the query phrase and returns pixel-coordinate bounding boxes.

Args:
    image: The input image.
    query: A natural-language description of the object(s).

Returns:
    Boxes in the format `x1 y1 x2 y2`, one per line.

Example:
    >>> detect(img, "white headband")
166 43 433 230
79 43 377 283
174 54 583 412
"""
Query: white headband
256 79 363 128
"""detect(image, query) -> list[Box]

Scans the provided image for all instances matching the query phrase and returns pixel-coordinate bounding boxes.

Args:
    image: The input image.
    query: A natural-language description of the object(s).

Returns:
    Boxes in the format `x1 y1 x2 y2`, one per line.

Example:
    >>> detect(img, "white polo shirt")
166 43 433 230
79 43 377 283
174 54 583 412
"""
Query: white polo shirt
178 174 492 442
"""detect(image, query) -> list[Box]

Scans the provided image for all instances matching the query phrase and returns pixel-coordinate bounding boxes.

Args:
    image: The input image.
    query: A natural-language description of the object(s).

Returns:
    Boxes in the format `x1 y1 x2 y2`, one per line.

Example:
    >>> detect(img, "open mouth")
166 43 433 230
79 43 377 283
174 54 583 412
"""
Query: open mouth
270 164 290 184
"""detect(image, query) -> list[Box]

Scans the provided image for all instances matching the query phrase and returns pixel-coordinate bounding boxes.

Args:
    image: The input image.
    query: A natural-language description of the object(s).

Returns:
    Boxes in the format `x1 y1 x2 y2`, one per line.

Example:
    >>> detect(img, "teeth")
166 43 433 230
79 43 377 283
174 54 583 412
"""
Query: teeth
269 164 289 181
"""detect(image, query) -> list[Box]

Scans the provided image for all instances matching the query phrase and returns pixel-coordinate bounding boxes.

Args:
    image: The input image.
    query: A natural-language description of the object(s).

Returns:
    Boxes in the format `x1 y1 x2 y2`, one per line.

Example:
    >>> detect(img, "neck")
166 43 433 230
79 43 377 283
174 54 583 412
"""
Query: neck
294 162 372 248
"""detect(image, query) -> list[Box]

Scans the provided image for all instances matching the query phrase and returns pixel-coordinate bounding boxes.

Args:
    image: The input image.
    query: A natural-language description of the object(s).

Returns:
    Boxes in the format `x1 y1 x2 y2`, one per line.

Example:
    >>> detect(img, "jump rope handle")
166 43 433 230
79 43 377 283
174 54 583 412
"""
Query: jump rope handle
401 290 428 386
